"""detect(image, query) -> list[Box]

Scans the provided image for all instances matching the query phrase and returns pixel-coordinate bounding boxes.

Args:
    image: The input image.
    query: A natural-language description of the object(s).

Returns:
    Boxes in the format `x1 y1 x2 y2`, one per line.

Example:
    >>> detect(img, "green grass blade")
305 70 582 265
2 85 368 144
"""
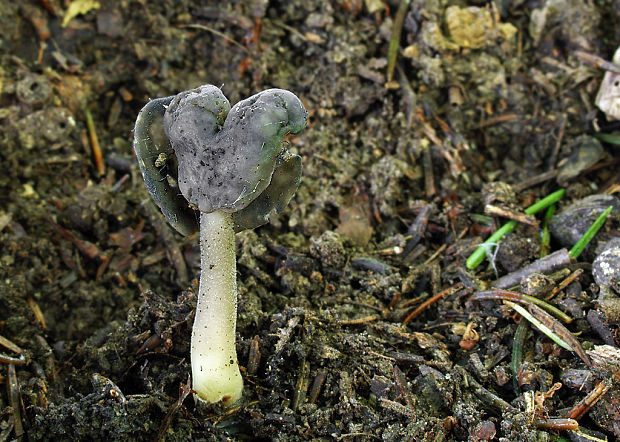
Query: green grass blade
467 189 565 270
569 205 613 259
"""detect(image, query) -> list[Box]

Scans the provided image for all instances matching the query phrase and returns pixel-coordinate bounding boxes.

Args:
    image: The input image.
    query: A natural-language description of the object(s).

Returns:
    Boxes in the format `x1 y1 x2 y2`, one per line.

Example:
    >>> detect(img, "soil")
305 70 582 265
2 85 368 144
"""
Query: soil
1 0 619 441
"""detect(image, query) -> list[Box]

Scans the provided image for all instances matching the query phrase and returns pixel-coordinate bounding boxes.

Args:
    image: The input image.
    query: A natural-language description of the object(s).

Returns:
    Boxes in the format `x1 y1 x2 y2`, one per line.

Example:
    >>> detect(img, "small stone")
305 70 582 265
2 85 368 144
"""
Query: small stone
309 231 346 268
557 136 605 183
550 194 619 250
592 237 620 291
520 272 555 297
472 420 496 441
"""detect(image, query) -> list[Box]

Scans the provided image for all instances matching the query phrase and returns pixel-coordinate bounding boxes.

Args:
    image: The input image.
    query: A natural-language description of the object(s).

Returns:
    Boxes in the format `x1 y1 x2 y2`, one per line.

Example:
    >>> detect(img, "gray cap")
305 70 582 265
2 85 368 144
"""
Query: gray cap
134 85 307 234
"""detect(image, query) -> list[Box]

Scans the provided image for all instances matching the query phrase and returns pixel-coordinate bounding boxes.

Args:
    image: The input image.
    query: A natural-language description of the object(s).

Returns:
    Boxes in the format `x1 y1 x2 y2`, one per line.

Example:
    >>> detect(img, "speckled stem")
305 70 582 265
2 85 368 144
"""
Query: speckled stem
191 209 243 405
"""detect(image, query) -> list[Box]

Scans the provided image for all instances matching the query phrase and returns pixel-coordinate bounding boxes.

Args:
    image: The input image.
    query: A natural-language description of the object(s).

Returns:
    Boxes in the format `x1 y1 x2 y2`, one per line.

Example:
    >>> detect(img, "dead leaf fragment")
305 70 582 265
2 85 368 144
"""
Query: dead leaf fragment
62 0 101 28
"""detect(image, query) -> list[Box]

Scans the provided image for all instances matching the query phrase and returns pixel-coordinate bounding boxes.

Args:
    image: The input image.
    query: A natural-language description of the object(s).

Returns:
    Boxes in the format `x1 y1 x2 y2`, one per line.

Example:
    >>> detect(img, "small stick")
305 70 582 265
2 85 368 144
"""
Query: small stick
50 221 107 262
181 24 250 55
379 397 414 417
535 418 579 431
545 268 584 300
475 113 519 128
403 204 432 256
463 370 514 413
0 335 23 355
566 380 611 420
548 117 567 170
385 0 411 88
7 364 24 439
402 283 464 324
575 50 620 74
338 315 378 326
511 321 527 393
308 371 325 404
484 204 539 226
527 303 591 366
472 289 573 324
423 227 467 266
246 335 261 376
273 316 300 357
84 107 105 176
513 170 557 193
292 359 310 411
392 365 413 408
505 301 573 352
140 201 188 284
0 354 26 365
398 63 417 127
27 297 47 329
540 205 555 257
422 142 435 198
156 376 192 442
493 248 571 289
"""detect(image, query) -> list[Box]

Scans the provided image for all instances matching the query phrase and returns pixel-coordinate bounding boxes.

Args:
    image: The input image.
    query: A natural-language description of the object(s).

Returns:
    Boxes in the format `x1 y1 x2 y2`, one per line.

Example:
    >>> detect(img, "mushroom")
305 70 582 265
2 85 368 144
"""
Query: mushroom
133 85 307 405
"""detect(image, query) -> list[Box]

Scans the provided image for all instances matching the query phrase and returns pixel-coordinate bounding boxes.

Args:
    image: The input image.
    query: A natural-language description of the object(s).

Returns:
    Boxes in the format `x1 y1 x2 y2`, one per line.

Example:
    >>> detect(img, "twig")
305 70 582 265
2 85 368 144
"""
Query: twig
527 303 590 367
506 301 591 366
292 358 310 411
84 107 105 176
423 227 467 266
402 283 464 324
535 418 579 431
475 113 519 129
273 316 300 357
379 397 414 417
473 289 573 323
462 369 514 413
27 297 47 329
246 335 261 376
0 354 26 365
540 204 555 257
544 268 584 300
180 24 250 54
403 204 431 256
338 315 378 326
575 50 620 74
308 371 325 404
493 248 571 289
484 204 539 226
511 321 527 393
513 170 557 193
156 376 192 442
0 335 23 354
565 379 611 420
7 364 24 439
385 0 411 88
392 365 413 408
505 301 572 351
548 117 567 170
421 140 435 198
49 220 109 279
397 62 416 127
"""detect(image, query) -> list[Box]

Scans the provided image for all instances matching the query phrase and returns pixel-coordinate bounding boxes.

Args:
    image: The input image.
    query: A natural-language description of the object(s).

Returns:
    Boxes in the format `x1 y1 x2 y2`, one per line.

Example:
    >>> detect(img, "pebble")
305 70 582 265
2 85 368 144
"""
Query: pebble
592 237 620 290
549 194 619 250
556 136 605 183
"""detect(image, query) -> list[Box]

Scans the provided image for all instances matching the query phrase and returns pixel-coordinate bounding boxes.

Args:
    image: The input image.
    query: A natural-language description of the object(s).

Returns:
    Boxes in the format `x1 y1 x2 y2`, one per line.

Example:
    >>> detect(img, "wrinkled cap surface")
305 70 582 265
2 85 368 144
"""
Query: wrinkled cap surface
164 85 307 216
133 85 306 234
